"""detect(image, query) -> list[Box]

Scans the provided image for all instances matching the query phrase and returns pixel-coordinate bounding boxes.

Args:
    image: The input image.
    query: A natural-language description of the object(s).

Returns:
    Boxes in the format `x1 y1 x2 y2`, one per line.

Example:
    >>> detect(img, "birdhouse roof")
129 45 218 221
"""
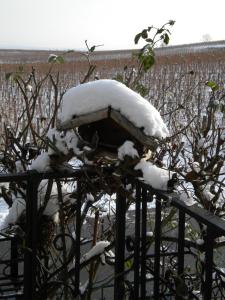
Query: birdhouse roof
57 80 168 148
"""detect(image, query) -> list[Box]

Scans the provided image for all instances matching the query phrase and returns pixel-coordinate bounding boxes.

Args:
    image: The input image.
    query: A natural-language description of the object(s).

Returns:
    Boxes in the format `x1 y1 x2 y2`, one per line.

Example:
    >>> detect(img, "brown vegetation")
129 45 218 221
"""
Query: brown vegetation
1 46 225 140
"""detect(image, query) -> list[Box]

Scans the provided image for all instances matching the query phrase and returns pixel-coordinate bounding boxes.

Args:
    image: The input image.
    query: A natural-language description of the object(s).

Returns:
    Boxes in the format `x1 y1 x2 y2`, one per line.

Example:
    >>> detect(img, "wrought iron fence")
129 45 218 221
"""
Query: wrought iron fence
0 170 225 299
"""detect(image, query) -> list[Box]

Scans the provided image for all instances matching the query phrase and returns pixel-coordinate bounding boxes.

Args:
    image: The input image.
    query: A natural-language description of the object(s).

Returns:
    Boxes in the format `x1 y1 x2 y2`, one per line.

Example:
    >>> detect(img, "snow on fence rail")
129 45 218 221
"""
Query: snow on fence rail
0 170 225 299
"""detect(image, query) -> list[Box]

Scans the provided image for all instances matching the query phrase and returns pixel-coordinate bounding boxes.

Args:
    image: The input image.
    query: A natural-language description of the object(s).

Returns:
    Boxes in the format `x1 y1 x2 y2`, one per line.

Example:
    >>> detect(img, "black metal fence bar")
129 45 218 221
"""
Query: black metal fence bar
114 191 126 300
176 210 185 300
204 226 214 300
24 173 39 300
134 182 141 299
141 187 147 299
1 171 225 299
171 195 225 235
154 195 162 299
10 237 18 280
74 179 82 297
0 169 96 182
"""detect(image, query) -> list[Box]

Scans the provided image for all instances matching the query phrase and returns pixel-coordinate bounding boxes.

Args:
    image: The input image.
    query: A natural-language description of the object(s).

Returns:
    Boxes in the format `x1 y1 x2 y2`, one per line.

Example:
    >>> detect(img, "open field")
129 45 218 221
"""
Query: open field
1 40 225 63
1 40 225 140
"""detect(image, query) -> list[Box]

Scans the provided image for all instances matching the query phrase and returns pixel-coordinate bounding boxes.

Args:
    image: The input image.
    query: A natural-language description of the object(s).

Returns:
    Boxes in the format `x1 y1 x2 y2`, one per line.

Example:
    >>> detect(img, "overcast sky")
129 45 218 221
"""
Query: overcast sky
1 0 225 50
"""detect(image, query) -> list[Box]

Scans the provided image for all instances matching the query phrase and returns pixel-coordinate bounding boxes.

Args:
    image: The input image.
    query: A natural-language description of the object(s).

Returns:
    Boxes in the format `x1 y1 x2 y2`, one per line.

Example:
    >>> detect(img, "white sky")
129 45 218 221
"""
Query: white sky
1 0 225 50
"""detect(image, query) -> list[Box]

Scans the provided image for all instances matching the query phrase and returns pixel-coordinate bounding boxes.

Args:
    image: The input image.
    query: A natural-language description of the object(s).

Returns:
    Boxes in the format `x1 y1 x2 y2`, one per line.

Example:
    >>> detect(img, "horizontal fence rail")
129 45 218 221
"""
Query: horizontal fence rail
0 170 225 299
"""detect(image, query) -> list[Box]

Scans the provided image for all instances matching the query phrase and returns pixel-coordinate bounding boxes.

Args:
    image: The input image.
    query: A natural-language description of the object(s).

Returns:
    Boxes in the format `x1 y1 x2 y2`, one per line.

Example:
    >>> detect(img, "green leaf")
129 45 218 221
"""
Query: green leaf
90 46 96 52
140 53 155 71
5 72 12 81
135 83 149 97
205 81 219 92
48 54 57 63
139 44 150 56
134 32 142 44
169 20 176 26
18 65 24 73
163 33 170 45
113 73 124 83
145 38 153 43
141 29 148 39
56 55 65 64
13 73 22 81
48 55 65 64
125 259 133 269
157 28 164 34
66 50 74 54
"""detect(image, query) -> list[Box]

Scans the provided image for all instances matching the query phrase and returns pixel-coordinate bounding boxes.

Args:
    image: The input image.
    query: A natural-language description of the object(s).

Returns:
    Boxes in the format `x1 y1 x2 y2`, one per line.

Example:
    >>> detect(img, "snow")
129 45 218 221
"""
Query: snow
198 138 205 148
146 273 154 280
180 192 197 206
217 268 225 282
15 160 24 173
59 79 169 139
64 130 82 155
192 162 201 173
134 160 173 191
48 54 57 61
0 180 72 230
146 231 153 237
0 211 8 229
221 131 225 141
0 182 9 189
100 253 106 264
47 128 68 155
105 250 115 263
47 128 82 156
30 152 51 172
118 141 139 160
1 198 25 228
199 252 205 262
26 84 32 92
85 193 95 202
196 238 204 245
202 188 214 202
80 280 89 295
80 241 110 263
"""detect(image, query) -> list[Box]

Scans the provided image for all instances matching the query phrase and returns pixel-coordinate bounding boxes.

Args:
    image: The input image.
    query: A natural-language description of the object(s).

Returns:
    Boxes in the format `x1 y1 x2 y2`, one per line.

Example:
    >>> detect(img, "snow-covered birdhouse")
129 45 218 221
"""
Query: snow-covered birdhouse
57 80 168 159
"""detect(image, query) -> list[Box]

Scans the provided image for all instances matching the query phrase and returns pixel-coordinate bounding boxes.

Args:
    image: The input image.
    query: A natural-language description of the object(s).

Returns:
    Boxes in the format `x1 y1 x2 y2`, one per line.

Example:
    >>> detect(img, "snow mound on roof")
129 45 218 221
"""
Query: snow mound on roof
58 79 169 139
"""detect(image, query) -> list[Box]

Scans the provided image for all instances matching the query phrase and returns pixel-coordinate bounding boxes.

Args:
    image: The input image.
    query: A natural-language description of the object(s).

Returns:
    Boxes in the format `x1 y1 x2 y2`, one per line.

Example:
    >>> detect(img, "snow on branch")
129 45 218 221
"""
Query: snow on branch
135 160 174 191
80 241 110 264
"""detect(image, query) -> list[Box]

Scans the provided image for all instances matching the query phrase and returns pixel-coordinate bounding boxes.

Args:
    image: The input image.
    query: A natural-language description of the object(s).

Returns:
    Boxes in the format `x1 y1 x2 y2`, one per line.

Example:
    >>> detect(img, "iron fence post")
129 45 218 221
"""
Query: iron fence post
141 187 147 299
134 182 141 299
154 195 162 299
204 226 214 300
11 236 18 280
24 171 39 300
74 179 82 297
176 210 185 300
114 190 126 300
